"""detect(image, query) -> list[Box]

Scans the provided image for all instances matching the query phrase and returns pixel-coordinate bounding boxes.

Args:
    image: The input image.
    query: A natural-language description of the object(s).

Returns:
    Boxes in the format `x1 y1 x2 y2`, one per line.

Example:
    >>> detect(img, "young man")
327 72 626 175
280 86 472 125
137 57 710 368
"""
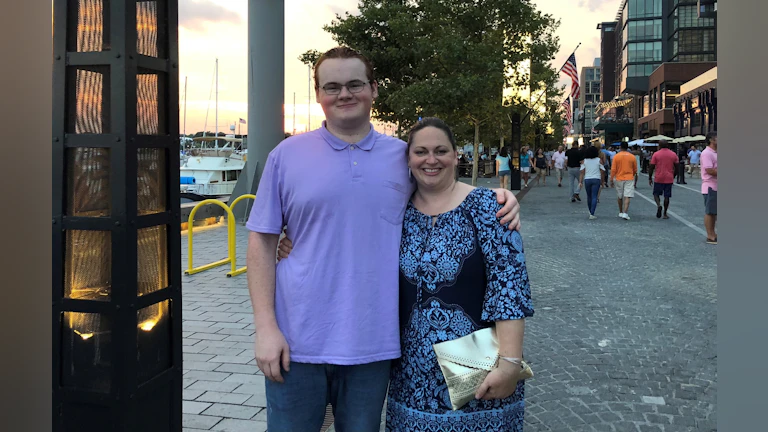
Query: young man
688 144 702 178
565 144 584 201
700 132 718 244
551 145 567 187
244 46 521 432
610 141 638 220
648 140 679 219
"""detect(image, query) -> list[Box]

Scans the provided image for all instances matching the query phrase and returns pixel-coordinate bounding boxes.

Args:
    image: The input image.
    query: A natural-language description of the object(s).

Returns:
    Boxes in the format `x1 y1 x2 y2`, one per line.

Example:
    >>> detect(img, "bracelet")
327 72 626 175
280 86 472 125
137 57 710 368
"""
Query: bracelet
500 356 523 366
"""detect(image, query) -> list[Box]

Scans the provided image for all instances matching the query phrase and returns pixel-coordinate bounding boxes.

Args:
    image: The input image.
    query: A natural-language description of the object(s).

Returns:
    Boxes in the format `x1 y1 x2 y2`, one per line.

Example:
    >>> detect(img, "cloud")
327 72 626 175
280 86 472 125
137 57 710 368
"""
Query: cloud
577 0 611 13
180 0 242 32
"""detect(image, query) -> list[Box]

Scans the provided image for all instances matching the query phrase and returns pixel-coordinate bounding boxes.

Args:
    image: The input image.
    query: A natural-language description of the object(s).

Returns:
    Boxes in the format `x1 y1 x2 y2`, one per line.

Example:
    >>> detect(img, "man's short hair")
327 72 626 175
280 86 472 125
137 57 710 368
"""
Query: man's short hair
658 140 669 149
705 131 717 144
620 142 629 150
314 46 376 90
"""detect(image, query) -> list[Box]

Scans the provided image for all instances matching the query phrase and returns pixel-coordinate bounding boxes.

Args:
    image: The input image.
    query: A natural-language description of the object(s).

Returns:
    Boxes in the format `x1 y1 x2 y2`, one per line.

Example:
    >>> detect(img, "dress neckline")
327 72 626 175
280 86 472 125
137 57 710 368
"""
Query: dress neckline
407 187 482 220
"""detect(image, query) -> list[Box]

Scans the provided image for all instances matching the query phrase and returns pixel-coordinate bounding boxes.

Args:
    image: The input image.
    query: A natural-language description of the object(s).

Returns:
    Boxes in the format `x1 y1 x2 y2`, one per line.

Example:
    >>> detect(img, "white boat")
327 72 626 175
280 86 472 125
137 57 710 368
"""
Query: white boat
180 136 246 196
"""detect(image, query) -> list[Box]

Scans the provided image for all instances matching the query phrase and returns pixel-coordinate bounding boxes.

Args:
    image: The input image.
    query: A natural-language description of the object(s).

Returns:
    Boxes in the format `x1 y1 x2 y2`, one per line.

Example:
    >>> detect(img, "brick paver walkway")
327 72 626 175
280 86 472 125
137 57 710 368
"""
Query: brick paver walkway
180 170 716 431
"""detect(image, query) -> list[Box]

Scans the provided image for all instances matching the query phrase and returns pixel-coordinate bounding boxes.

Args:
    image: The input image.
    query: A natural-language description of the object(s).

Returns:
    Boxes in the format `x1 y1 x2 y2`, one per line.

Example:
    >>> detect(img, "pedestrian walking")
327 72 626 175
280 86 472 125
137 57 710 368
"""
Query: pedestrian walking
244 46 521 432
551 145 566 187
496 146 511 190
700 132 718 244
688 145 702 178
544 149 552 176
648 140 679 219
565 145 584 202
579 146 605 219
676 144 688 184
533 148 548 186
610 142 638 220
520 145 531 188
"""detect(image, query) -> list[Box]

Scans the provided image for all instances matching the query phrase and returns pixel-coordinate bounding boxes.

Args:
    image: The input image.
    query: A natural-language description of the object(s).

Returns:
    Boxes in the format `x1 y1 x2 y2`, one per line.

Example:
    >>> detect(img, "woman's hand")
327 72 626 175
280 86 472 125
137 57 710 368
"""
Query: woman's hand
475 361 522 401
276 236 293 262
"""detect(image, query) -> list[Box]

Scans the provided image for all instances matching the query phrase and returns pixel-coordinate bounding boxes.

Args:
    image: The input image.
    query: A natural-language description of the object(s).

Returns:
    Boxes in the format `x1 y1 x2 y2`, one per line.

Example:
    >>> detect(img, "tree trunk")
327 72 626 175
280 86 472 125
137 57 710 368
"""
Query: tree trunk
472 120 480 186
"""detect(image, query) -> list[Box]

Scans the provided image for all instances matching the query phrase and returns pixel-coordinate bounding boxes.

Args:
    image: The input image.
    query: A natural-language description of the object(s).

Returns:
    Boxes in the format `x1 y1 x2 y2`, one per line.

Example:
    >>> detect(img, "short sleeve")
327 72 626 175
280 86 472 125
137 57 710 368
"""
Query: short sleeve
701 151 714 170
245 152 284 234
466 189 534 322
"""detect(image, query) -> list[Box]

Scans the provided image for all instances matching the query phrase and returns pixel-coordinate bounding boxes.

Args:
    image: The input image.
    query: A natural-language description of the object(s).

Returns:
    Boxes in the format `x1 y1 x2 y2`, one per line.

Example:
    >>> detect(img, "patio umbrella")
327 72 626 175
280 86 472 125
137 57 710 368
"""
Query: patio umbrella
672 137 687 143
687 135 706 142
644 134 674 142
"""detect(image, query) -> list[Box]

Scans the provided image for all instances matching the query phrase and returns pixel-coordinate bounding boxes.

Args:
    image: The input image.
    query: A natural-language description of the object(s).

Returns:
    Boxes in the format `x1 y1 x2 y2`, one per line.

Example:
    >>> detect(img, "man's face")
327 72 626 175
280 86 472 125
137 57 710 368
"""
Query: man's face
710 137 717 149
558 146 563 152
315 58 377 129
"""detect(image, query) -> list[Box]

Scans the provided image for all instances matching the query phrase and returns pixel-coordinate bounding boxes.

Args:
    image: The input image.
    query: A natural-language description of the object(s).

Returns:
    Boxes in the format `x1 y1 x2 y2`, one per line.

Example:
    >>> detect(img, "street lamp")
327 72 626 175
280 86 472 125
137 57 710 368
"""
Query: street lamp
53 1 182 430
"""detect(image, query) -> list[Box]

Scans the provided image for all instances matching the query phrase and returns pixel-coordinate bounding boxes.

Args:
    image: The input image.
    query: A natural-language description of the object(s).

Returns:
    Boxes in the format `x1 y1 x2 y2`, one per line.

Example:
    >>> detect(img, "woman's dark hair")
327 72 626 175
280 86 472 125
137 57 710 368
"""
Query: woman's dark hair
537 148 544 154
407 117 458 151
499 147 508 157
585 146 600 159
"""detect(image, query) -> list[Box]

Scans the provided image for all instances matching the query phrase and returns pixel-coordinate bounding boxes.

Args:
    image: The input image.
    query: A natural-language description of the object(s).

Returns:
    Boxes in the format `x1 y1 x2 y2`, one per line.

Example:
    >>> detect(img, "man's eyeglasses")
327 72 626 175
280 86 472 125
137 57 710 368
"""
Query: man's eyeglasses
320 80 370 95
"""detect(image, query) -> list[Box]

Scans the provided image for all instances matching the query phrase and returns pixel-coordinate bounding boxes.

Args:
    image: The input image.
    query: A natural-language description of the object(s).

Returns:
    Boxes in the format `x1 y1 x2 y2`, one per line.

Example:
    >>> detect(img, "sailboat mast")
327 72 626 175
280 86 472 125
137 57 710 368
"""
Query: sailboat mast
215 58 218 142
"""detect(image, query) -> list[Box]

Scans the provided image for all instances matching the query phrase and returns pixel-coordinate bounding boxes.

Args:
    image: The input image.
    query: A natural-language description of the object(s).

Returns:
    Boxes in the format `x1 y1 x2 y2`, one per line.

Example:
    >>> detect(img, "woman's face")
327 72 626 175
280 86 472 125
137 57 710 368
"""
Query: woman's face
408 126 458 189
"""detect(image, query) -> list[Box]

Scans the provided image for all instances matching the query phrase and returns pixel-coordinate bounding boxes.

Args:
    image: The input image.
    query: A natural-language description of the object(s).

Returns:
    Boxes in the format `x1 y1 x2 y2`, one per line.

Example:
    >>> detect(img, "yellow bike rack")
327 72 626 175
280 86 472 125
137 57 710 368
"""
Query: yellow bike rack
184 199 236 275
225 194 256 278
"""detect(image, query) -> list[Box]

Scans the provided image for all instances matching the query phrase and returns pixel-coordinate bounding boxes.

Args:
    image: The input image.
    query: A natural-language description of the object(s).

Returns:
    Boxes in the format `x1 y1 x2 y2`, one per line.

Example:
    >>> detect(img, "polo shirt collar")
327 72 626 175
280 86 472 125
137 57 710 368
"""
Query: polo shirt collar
320 121 376 151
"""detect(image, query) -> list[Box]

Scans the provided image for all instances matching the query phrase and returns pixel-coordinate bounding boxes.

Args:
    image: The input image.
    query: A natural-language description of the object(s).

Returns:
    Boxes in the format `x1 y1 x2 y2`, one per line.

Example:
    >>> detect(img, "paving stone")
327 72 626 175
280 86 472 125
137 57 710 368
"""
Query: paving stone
183 361 222 372
223 374 264 384
196 391 251 405
183 389 206 400
201 403 261 420
184 371 232 382
187 380 242 393
215 364 261 375
182 401 212 415
182 414 222 430
211 418 267 432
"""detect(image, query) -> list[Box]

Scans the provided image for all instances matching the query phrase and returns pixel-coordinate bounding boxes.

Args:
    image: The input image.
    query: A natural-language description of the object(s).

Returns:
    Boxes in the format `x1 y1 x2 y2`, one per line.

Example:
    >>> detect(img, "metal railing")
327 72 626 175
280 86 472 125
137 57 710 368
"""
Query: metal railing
184 194 257 277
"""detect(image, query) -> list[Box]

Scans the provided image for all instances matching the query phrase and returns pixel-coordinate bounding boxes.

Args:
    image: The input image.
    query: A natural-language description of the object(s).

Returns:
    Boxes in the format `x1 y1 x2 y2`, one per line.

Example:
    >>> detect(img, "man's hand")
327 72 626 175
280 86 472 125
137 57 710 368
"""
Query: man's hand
276 237 293 261
610 180 615 188
475 361 522 401
254 325 291 383
493 188 521 231
649 178 653 186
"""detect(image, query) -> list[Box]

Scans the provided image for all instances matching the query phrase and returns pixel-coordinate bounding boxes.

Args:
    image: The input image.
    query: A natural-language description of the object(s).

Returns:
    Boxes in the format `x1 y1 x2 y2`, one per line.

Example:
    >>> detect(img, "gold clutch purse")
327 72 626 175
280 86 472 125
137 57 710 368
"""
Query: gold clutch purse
432 326 533 410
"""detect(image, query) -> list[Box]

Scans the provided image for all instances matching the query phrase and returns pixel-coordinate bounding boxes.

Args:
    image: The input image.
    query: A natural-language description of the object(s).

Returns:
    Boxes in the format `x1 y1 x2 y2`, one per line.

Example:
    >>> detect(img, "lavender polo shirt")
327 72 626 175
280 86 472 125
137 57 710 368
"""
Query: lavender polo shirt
246 122 413 365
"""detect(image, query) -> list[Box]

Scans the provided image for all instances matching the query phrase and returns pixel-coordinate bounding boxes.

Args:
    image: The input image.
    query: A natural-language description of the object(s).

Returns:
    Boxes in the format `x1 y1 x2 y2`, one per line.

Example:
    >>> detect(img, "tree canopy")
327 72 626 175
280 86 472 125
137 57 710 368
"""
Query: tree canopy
302 0 564 183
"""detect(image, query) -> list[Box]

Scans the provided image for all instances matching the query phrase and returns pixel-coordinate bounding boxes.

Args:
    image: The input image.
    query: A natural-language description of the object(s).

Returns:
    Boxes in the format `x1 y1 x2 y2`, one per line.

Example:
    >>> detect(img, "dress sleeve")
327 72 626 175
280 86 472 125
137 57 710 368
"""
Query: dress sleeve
467 189 534 322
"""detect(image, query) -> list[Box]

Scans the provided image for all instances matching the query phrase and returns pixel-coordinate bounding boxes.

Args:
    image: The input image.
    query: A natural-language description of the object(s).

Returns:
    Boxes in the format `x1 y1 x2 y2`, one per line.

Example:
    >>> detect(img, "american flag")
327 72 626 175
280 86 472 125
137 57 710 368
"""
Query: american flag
239 118 246 124
561 53 580 99
561 97 573 129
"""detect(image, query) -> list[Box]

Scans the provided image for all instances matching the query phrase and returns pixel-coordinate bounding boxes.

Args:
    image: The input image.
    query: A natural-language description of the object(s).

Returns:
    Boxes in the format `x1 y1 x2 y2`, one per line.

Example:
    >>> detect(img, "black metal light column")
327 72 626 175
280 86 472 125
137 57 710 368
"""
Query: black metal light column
52 1 181 430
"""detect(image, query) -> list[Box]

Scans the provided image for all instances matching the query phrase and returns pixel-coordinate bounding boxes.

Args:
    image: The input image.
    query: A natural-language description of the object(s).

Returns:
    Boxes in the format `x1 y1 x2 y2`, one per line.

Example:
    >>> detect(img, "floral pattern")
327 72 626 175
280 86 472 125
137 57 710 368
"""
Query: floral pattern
386 188 534 432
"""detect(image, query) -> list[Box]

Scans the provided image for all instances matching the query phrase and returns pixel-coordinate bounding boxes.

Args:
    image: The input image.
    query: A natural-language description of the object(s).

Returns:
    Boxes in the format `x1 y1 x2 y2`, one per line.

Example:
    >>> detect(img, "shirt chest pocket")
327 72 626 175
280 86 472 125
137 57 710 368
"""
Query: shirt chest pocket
379 180 410 225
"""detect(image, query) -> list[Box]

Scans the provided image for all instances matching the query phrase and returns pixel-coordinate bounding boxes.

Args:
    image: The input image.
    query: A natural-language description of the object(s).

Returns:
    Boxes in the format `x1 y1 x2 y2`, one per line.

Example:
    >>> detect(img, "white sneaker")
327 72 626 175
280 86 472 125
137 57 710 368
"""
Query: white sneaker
589 215 597 220
618 213 623 218
621 213 630 220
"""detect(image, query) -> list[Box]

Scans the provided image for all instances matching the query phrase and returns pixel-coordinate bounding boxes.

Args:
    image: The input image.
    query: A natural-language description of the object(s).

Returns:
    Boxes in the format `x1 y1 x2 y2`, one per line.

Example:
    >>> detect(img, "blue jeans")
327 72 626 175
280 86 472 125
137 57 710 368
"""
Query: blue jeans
584 178 601 215
265 360 391 432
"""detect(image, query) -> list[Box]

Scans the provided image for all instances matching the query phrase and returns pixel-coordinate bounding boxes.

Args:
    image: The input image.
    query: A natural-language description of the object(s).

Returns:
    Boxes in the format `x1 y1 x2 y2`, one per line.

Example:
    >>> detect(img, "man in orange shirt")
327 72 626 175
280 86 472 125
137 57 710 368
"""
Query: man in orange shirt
610 142 638 220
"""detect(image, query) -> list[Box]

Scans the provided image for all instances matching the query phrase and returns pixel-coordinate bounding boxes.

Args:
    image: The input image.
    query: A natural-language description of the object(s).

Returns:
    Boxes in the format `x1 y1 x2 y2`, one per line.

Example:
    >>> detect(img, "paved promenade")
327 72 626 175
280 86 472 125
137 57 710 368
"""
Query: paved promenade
180 169 716 432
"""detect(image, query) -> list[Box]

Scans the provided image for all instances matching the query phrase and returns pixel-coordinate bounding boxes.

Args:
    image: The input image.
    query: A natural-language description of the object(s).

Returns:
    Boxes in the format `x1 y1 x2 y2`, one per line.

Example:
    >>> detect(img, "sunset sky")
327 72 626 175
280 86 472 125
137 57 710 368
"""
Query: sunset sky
178 0 619 135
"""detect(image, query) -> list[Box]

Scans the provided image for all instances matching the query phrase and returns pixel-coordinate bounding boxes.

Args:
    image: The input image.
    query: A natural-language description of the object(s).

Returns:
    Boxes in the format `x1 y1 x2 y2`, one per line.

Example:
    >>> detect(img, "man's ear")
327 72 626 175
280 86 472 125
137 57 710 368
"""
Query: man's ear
371 81 379 99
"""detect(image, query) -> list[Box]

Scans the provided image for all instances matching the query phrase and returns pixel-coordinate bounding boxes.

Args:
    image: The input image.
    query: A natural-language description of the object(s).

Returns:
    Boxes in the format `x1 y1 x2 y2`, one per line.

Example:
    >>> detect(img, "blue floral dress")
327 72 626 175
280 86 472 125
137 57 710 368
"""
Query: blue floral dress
385 187 534 432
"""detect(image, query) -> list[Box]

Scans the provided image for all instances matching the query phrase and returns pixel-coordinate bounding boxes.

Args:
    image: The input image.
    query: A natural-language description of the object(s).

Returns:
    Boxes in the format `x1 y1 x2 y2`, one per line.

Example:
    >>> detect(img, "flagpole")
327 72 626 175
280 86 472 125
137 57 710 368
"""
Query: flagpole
557 43 582 72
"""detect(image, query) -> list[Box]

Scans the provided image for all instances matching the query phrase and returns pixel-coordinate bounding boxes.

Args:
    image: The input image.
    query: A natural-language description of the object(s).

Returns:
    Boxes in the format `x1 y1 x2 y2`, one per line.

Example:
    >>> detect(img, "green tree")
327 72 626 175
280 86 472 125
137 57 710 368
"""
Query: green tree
307 0 560 184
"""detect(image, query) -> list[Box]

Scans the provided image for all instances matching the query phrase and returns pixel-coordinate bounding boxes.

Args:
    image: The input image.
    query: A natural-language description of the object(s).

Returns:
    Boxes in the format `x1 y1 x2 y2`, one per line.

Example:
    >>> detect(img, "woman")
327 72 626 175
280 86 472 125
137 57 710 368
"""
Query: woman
579 145 605 219
384 118 532 431
520 146 531 188
533 148 547 186
496 147 511 189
